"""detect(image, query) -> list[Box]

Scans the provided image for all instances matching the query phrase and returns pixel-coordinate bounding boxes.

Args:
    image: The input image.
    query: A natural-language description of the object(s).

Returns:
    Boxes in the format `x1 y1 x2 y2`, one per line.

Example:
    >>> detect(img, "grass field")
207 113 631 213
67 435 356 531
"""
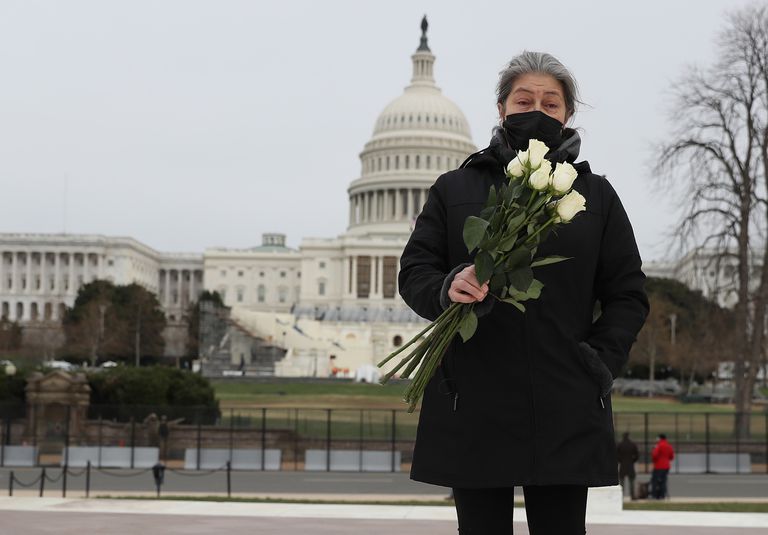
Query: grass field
212 380 768 441
212 379 765 414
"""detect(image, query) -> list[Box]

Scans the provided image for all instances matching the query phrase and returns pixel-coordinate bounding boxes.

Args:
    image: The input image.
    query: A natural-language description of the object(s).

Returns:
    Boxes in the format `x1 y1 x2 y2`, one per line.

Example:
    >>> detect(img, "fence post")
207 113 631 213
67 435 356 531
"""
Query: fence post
736 412 741 474
62 466 68 498
358 410 364 472
228 408 234 468
643 412 649 473
325 409 331 472
1 414 6 467
293 408 299 471
32 403 38 466
226 460 232 498
8 470 13 496
86 461 91 498
705 413 711 474
261 408 267 471
97 414 103 468
64 404 71 470
195 414 202 471
674 413 680 474
130 417 136 469
39 467 46 497
391 410 397 473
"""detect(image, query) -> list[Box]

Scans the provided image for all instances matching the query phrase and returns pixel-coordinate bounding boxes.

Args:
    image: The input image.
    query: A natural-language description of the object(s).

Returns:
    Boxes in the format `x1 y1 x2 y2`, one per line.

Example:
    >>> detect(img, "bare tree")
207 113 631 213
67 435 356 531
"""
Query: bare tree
657 4 768 437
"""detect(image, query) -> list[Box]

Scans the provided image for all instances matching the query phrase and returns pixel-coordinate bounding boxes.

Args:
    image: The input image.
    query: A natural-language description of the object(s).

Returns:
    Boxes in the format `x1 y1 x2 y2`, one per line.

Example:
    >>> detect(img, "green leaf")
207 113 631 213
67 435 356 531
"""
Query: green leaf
500 285 509 299
504 246 532 270
474 251 494 284
530 255 572 268
505 213 526 233
489 272 507 293
501 298 526 313
484 184 497 209
508 289 531 302
458 310 478 342
508 266 534 293
526 279 544 299
463 216 489 252
479 206 496 220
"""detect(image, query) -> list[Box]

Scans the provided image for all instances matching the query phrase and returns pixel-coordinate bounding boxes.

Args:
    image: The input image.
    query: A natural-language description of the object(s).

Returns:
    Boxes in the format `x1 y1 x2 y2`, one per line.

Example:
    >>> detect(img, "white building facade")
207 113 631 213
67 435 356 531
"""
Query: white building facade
1 22 478 373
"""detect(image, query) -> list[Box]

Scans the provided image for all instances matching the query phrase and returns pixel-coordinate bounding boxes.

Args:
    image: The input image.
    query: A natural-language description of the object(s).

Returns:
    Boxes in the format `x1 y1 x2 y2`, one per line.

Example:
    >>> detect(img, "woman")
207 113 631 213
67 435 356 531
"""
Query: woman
398 51 649 534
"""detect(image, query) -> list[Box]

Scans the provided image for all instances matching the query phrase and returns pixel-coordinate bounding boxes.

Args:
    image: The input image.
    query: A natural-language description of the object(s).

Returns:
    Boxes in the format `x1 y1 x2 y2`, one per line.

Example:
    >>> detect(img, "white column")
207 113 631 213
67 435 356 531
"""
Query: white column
54 253 60 293
164 270 170 306
373 256 383 299
368 256 374 299
11 253 18 294
394 189 402 220
368 192 373 222
39 252 46 295
0 251 4 295
177 270 183 307
349 196 354 226
67 253 75 295
189 270 195 304
25 251 31 294
383 190 391 221
405 189 412 220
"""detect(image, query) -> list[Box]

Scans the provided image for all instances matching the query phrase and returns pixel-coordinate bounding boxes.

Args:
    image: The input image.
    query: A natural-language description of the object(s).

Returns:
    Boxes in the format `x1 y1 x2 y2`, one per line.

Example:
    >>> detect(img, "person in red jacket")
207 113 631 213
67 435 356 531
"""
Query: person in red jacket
651 434 675 499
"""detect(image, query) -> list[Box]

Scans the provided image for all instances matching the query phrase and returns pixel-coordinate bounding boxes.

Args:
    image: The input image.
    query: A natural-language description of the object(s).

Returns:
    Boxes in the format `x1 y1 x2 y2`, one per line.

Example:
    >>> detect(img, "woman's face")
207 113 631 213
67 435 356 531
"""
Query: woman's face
498 72 568 125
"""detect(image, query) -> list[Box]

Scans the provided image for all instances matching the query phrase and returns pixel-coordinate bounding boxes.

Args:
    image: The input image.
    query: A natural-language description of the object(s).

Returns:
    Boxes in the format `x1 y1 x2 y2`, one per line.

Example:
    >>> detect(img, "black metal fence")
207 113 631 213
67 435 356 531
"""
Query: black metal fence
1 403 766 474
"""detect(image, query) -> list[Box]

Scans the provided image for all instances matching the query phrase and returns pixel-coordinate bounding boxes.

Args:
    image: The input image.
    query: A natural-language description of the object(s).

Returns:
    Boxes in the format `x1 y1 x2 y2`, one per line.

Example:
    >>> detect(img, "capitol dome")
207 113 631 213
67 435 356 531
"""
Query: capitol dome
345 18 477 237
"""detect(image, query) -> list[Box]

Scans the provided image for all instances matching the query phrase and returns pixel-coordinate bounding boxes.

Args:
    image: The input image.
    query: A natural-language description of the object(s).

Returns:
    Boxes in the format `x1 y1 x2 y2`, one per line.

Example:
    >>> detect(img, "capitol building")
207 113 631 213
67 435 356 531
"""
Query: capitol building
0 21 477 377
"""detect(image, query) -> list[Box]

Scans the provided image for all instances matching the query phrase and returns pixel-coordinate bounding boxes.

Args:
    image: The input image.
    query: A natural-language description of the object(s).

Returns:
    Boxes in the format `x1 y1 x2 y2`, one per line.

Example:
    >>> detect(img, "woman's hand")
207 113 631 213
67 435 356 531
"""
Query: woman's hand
447 264 489 304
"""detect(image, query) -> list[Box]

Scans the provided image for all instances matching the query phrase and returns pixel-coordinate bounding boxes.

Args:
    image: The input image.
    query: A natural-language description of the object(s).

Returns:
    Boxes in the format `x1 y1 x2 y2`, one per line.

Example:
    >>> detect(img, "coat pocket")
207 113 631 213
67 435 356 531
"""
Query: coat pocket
576 341 613 400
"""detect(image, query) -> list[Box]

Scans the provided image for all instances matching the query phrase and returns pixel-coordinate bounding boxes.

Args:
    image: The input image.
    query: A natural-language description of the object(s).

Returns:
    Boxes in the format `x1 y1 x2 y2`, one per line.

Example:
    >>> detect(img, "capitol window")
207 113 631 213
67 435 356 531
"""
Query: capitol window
220 270 226 277
319 261 326 269
415 155 420 169
280 271 286 278
395 155 399 169
237 289 244 302
238 270 243 277
405 155 410 169
257 285 266 303
426 155 431 169
386 156 390 170
318 281 326 296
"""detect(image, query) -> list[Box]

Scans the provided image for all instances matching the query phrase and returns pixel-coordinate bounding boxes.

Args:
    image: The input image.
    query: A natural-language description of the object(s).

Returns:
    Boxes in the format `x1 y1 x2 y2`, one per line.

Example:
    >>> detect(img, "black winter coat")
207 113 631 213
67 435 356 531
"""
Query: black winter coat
398 145 649 489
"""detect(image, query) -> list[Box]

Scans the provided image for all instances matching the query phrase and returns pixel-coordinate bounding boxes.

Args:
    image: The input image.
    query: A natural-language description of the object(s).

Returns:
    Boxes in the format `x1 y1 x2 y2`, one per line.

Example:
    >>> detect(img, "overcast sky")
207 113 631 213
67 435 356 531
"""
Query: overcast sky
0 0 757 262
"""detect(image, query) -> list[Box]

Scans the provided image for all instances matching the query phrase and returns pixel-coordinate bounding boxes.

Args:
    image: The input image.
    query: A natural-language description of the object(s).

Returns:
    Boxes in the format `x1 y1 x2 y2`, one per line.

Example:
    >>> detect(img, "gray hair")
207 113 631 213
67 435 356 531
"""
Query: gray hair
496 51 579 119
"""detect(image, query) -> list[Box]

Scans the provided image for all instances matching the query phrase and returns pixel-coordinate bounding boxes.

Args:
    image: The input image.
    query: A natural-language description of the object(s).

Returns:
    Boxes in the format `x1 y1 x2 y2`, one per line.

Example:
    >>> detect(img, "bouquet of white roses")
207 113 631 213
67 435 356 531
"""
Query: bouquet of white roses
378 139 587 412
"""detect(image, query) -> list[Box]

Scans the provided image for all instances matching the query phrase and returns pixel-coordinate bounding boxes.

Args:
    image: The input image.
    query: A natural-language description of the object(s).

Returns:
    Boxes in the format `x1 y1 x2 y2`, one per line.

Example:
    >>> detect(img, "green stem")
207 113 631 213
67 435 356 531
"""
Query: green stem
524 216 558 246
376 302 461 367
404 305 467 408
379 303 463 384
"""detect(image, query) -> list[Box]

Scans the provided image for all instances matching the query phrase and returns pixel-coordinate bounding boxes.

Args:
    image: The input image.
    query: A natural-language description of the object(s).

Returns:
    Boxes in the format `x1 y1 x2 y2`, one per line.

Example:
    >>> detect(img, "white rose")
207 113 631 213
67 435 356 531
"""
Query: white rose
526 139 550 169
556 190 587 222
528 159 552 191
506 155 525 178
551 162 579 194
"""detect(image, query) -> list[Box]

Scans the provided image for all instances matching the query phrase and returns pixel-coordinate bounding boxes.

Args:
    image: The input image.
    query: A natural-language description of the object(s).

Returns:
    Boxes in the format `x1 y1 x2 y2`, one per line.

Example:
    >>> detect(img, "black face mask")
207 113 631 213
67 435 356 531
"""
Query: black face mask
501 110 564 152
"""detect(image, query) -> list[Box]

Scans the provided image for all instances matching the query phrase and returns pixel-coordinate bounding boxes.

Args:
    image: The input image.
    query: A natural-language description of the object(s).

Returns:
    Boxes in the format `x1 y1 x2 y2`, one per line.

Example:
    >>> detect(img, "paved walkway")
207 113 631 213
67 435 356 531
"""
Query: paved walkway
0 498 767 534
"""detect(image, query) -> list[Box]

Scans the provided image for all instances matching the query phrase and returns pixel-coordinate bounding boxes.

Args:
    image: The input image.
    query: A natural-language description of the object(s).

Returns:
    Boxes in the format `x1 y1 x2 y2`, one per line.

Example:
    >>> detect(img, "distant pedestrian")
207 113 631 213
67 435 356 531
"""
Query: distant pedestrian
651 433 674 499
616 432 639 500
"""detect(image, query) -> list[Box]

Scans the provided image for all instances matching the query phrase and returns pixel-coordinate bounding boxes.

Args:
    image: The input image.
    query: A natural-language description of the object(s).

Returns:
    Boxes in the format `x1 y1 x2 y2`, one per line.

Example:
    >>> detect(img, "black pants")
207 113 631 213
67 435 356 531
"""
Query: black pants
452 485 587 534
650 468 669 499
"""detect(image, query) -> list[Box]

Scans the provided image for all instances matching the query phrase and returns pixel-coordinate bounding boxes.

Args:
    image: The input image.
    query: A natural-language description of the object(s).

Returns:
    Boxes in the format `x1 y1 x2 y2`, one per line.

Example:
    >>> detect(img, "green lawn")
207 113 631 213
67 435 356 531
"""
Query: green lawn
212 380 765 414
